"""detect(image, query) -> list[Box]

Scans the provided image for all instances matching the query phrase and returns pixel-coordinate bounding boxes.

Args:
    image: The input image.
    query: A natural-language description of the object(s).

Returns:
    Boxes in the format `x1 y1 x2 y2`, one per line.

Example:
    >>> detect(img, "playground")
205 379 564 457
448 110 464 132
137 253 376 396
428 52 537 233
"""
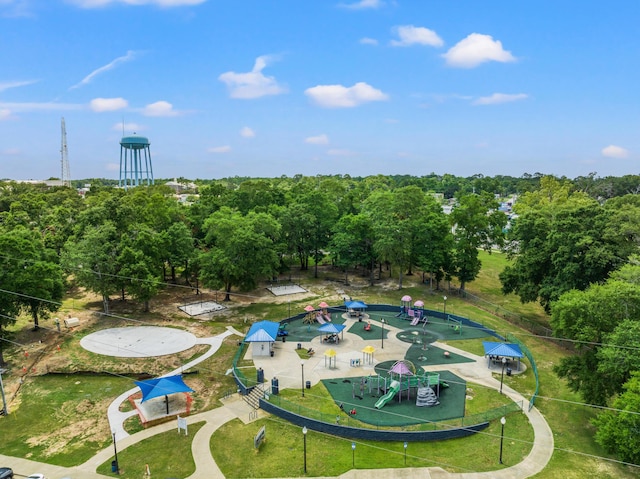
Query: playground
250 298 499 430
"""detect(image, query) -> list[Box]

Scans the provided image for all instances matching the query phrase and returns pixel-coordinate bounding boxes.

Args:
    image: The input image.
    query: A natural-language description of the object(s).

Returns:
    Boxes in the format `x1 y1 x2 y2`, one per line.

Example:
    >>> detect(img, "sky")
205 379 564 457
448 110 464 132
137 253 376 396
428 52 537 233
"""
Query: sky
1 0 639 181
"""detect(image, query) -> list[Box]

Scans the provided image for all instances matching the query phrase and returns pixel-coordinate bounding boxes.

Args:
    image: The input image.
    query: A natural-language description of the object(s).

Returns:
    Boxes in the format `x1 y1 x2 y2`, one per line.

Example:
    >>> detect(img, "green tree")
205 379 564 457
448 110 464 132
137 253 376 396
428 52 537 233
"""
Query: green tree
200 208 280 300
62 223 122 314
0 226 63 331
450 193 506 291
501 190 630 312
329 213 376 285
551 276 640 405
593 372 640 464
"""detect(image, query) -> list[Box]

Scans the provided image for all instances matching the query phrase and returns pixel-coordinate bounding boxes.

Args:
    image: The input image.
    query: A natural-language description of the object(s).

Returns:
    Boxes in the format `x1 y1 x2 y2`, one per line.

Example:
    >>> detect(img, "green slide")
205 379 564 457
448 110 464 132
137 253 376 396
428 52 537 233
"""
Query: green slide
374 380 400 409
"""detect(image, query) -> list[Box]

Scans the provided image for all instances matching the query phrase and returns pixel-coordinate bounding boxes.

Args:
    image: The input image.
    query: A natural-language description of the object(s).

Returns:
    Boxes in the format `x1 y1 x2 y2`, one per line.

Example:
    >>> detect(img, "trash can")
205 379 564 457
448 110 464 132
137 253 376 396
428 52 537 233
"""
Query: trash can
271 378 279 395
111 460 118 473
257 368 264 383
270 350 274 357
306 380 311 389
282 335 286 343
297 343 302 350
506 368 512 376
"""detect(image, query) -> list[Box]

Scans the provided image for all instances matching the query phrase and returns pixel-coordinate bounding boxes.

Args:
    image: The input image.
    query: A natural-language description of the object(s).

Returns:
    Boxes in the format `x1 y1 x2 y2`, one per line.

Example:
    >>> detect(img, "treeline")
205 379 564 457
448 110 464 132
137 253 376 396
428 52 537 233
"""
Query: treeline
2 173 640 463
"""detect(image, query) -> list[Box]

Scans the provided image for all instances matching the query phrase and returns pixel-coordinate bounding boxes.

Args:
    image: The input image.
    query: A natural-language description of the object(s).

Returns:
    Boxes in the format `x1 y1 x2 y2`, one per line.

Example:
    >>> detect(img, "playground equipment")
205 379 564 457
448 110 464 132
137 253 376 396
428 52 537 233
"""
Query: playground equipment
447 316 463 335
374 380 400 409
397 295 412 317
416 386 439 407
318 302 332 323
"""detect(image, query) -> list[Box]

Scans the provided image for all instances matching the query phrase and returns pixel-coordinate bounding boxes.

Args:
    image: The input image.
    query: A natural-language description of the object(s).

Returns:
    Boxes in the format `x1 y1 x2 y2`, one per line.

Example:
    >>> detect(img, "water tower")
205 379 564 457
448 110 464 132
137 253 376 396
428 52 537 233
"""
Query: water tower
119 135 154 190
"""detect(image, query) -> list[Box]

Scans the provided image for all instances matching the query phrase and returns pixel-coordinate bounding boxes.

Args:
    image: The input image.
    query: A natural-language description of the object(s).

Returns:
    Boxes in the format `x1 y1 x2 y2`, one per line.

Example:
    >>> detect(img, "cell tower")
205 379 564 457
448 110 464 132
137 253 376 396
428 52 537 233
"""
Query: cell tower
60 117 71 187
119 134 154 190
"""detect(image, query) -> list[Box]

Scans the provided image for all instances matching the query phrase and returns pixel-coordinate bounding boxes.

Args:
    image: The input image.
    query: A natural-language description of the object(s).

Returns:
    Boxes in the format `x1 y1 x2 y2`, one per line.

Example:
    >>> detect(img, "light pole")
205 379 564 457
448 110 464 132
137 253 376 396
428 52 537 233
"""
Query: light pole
443 295 447 320
499 416 506 464
112 431 119 474
404 441 408 465
301 360 305 397
302 426 308 473
381 319 385 349
351 442 356 467
0 368 8 416
500 357 507 394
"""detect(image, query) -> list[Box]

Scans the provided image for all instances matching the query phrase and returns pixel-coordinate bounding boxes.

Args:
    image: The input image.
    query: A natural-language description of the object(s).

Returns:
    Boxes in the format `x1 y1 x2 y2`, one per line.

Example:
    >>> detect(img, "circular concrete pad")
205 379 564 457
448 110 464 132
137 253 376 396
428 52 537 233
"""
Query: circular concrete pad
80 326 197 358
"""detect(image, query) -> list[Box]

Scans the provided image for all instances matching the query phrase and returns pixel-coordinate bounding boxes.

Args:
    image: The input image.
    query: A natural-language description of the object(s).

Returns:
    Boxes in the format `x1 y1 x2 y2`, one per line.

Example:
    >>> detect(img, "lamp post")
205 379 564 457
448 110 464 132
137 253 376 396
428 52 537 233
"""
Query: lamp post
301 360 305 397
351 442 356 467
404 441 408 465
302 426 308 473
443 295 447 320
0 368 8 416
381 319 385 349
499 416 506 464
112 431 119 474
500 357 507 394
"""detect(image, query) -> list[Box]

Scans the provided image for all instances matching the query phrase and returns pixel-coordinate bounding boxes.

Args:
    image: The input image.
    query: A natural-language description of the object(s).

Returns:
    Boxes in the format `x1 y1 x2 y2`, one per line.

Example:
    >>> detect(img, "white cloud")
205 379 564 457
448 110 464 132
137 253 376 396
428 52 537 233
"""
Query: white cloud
0 109 13 120
240 126 255 138
443 33 516 68
305 82 388 108
390 25 443 47
472 93 528 106
360 37 378 46
0 101 82 112
142 100 178 117
208 145 232 153
1 147 21 155
90 97 128 112
305 134 329 145
70 51 138 90
338 0 383 10
67 0 206 7
219 55 287 99
0 80 38 92
328 149 357 156
602 145 629 159
0 0 32 17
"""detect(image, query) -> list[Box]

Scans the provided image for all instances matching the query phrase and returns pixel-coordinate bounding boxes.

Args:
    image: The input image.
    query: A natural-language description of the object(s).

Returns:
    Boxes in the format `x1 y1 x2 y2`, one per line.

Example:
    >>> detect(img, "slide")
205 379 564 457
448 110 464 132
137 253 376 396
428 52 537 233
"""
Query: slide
374 380 400 409
316 313 326 325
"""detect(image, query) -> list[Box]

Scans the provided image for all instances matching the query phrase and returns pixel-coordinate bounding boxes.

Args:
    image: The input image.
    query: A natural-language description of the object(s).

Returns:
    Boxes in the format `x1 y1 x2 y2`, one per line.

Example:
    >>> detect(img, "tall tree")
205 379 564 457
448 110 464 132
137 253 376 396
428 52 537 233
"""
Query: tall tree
450 193 506 291
501 193 632 312
200 208 280 300
593 372 640 464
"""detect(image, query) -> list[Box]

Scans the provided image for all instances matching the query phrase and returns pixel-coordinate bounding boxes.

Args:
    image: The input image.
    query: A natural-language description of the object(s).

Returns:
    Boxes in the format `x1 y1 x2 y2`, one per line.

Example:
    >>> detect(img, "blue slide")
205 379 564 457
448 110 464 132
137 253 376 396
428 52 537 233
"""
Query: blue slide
374 380 400 409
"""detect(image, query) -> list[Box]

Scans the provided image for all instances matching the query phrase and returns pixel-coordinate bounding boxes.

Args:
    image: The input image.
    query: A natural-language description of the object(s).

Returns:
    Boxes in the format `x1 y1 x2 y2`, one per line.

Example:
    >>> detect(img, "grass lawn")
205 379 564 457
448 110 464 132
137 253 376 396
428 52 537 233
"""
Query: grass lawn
0 374 132 466
97 421 205 478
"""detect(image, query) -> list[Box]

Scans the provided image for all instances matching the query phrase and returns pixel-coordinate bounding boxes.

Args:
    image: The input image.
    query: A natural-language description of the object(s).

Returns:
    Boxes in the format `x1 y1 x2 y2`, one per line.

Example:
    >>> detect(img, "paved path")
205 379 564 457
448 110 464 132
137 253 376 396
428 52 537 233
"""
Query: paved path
1 321 554 478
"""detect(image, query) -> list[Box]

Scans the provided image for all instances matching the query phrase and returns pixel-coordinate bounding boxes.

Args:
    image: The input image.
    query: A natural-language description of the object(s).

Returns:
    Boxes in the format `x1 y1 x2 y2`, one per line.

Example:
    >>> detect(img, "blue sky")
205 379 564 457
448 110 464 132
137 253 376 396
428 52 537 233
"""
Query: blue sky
1 0 639 181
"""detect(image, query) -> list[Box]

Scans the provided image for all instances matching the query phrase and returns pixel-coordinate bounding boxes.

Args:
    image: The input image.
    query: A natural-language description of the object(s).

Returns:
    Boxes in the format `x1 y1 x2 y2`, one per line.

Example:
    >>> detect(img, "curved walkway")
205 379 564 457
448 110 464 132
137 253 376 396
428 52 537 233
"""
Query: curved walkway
1 321 553 479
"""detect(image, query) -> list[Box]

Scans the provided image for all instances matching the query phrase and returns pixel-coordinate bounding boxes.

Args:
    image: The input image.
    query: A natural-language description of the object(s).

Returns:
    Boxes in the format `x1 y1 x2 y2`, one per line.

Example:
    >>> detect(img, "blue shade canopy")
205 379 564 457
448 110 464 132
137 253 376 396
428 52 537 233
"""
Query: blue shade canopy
244 320 280 342
345 300 368 309
482 341 524 358
135 375 194 403
318 323 346 334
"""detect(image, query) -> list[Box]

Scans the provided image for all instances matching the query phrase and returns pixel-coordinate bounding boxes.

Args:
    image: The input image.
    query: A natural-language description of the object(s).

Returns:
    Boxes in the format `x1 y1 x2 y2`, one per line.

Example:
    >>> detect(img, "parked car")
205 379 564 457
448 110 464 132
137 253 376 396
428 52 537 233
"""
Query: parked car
0 468 13 479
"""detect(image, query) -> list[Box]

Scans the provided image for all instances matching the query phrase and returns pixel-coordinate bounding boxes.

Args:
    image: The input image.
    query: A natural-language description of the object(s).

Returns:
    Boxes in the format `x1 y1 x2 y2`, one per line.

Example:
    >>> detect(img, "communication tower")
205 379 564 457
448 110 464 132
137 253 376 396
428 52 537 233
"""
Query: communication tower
119 135 154 190
60 118 71 187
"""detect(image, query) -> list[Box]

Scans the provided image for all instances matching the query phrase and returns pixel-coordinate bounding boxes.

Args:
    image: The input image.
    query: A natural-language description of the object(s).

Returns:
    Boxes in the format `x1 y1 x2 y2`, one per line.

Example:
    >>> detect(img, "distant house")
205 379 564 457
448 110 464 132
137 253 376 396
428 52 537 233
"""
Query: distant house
165 178 197 194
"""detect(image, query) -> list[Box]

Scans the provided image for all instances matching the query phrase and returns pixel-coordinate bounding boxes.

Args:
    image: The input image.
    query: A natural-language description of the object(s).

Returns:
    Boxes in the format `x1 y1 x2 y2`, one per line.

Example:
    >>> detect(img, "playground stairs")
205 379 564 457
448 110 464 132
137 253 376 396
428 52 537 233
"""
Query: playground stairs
243 385 264 410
